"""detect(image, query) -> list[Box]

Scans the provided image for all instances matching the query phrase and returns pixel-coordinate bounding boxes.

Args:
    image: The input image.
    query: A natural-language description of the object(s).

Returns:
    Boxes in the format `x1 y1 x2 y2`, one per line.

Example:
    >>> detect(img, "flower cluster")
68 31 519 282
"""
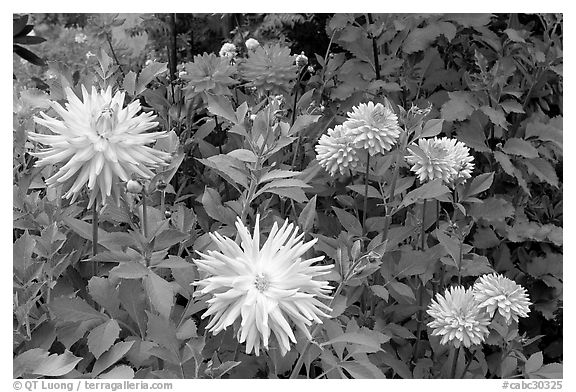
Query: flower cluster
193 216 333 356
28 85 170 207
316 100 401 176
406 137 474 185
427 274 531 348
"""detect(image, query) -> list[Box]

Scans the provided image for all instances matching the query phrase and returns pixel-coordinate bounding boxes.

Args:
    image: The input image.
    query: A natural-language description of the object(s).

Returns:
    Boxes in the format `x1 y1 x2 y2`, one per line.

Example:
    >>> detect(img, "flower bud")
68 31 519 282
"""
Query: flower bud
127 180 143 194
245 38 260 51
295 52 308 67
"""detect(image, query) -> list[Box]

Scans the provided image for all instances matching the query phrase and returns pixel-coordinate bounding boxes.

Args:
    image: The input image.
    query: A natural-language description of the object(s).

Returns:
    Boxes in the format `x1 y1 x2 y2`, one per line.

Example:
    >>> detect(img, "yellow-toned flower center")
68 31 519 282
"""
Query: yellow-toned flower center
254 273 270 292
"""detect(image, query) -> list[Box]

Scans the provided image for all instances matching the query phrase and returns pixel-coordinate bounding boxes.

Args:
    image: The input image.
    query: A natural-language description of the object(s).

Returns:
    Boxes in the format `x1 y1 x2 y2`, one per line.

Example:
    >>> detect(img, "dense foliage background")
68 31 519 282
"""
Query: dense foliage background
13 13 562 379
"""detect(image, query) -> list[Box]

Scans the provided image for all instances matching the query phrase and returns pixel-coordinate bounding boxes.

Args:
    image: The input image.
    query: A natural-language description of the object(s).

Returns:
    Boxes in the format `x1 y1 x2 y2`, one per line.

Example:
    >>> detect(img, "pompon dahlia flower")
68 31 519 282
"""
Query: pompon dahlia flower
342 101 402 156
218 42 237 58
406 137 471 184
28 85 170 207
472 273 531 325
427 286 490 348
194 216 333 356
315 125 366 176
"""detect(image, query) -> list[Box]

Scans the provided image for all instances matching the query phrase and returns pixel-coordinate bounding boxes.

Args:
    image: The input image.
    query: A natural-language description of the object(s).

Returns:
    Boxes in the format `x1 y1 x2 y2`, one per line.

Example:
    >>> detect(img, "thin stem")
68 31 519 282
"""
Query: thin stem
411 278 425 364
142 190 148 239
105 33 124 76
92 201 99 257
167 13 178 81
290 68 306 170
362 154 371 238
367 13 381 80
460 349 473 379
436 199 440 229
450 346 461 379
420 199 427 250
381 151 401 242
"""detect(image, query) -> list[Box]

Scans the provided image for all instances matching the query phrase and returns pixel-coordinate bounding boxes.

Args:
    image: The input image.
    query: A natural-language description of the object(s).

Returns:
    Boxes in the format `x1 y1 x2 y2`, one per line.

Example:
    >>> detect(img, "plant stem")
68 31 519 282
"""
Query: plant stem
105 33 124 76
381 151 401 242
420 199 427 250
460 349 473 379
142 190 148 239
362 154 371 238
366 13 381 80
290 68 306 170
167 13 178 81
450 346 461 378
91 201 99 277
412 278 425 364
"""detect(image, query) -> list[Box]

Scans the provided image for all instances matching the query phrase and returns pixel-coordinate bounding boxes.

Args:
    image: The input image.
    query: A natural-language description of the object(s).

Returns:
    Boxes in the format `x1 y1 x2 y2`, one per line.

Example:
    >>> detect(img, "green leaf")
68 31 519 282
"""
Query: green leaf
288 114 321 136
146 311 181 365
420 119 444 138
298 195 317 232
464 172 494 198
227 149 257 163
480 105 508 129
254 178 311 199
400 179 450 208
49 296 108 324
62 216 110 248
13 230 35 274
531 363 563 379
262 186 308 203
332 207 362 237
388 281 416 303
500 100 525 114
198 155 249 190
99 365 135 379
321 331 386 351
403 22 457 53
502 138 539 159
109 262 149 279
209 361 242 379
441 91 477 121
346 184 381 199
136 62 168 95
153 255 193 269
258 169 299 185
370 285 389 301
118 280 147 337
29 350 82 377
460 254 494 276
202 186 236 225
88 277 121 317
87 319 121 359
92 341 135 376
494 151 515 176
143 271 174 320
521 158 559 187
340 360 386 379
123 71 137 96
469 197 515 222
176 318 198 340
153 229 190 251
525 117 562 150
206 94 237 124
525 351 544 374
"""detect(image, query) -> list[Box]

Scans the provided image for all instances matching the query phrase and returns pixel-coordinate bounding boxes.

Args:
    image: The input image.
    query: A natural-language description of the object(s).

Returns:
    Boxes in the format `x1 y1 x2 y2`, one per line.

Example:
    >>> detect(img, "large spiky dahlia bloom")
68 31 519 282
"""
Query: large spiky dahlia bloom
406 137 473 184
427 286 491 348
342 101 402 156
182 53 237 97
240 43 297 92
194 216 333 356
28 86 170 207
472 274 531 325
315 125 366 176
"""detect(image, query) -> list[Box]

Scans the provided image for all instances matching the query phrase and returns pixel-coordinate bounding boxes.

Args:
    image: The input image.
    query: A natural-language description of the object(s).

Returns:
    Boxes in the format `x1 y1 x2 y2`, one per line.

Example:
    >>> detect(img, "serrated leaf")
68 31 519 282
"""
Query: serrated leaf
288 114 321 136
118 280 147 337
502 138 539 158
92 341 135 376
153 255 193 269
30 350 82 377
99 365 135 379
469 197 515 222
332 207 362 236
525 351 544 374
153 229 190 251
143 271 174 320
88 319 121 359
531 363 562 379
481 105 508 129
13 230 35 274
176 318 198 340
460 254 494 276
494 151 515 176
403 22 457 53
525 118 562 149
198 155 248 190
49 296 108 324
521 158 559 187
298 195 317 232
202 186 236 225
146 311 180 365
370 285 389 301
441 91 476 121
88 277 121 317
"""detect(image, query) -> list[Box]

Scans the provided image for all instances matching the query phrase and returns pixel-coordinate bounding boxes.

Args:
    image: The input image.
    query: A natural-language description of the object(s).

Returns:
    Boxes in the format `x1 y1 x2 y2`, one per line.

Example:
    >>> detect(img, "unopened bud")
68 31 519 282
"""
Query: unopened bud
296 52 308 67
127 180 143 193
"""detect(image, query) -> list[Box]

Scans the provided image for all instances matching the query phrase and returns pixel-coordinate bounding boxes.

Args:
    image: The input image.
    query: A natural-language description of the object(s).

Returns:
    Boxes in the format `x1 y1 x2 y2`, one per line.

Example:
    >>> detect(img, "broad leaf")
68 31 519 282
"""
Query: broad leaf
87 319 121 359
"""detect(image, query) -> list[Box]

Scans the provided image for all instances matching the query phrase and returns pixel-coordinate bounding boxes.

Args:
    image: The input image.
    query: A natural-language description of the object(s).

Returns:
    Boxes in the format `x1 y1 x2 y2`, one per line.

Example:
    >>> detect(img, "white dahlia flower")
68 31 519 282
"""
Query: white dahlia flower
342 101 402 156
427 286 491 348
28 85 170 207
472 274 531 325
245 38 260 51
219 42 237 58
406 137 474 185
194 216 333 356
315 125 366 176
